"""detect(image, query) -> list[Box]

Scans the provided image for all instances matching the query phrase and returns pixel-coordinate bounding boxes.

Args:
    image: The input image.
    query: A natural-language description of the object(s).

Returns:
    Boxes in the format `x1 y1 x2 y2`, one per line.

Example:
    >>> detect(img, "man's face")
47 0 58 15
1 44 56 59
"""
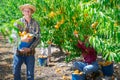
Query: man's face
22 8 32 18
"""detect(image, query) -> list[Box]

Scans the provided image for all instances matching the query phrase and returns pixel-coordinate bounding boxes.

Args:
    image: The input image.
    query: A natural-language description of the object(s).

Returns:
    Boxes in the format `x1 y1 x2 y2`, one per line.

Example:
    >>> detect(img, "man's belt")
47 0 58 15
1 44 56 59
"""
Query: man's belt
17 49 35 56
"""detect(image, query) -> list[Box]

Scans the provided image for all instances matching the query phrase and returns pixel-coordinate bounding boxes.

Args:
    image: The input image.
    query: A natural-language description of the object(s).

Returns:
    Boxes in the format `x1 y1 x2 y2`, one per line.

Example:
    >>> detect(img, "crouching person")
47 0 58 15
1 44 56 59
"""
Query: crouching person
73 35 99 79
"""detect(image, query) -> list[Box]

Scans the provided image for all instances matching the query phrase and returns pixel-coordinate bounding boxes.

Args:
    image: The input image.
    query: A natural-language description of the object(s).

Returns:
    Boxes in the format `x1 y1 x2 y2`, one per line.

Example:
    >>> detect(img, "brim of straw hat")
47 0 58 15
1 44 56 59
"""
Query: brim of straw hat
19 4 36 13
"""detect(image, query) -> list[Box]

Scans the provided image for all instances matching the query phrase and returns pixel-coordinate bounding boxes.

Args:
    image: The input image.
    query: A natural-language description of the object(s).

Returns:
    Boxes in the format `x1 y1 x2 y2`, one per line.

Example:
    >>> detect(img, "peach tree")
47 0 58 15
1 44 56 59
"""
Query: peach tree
0 0 120 63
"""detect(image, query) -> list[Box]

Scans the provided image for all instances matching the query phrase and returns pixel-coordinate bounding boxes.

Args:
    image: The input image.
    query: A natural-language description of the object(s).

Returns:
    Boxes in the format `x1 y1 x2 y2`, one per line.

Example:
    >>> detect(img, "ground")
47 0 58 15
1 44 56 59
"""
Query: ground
0 42 120 80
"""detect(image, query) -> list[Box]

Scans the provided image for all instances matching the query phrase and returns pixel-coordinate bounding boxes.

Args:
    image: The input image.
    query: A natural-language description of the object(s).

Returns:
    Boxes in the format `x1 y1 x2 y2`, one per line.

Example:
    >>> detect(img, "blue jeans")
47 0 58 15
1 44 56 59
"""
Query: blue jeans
73 61 99 74
13 54 35 80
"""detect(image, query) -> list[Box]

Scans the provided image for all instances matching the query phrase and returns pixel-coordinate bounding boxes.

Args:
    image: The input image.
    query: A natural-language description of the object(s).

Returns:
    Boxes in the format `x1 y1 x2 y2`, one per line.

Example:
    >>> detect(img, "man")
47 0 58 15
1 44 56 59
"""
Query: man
13 4 40 80
73 35 99 79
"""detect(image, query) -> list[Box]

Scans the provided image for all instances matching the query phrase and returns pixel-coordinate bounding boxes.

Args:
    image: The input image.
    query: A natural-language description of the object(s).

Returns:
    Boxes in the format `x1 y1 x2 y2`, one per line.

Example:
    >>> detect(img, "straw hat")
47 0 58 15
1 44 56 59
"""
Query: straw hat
19 4 36 13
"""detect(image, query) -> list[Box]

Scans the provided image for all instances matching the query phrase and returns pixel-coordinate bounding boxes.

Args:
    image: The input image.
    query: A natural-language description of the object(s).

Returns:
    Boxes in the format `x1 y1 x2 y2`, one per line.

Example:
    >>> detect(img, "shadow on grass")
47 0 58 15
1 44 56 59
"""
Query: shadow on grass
51 51 66 63
0 52 14 79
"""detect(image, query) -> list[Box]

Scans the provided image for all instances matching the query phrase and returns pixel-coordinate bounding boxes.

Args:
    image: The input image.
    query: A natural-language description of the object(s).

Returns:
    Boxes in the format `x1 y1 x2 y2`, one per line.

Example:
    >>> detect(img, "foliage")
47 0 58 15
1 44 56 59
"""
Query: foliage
0 0 120 63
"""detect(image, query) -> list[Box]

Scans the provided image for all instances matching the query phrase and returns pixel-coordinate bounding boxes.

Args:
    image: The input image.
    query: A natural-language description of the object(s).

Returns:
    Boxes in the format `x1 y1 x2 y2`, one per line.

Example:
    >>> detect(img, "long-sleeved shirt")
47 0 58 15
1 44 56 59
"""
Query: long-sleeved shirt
77 41 97 64
14 17 40 54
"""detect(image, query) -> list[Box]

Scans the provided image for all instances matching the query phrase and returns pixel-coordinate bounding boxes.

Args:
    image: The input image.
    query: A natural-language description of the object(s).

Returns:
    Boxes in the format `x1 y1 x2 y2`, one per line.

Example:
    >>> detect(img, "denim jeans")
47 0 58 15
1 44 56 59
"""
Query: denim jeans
73 61 99 74
13 54 35 80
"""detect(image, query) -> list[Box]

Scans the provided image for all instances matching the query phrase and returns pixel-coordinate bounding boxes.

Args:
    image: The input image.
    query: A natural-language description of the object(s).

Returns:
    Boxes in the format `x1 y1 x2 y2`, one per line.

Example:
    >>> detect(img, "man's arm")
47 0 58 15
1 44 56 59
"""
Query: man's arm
77 40 88 52
29 22 40 49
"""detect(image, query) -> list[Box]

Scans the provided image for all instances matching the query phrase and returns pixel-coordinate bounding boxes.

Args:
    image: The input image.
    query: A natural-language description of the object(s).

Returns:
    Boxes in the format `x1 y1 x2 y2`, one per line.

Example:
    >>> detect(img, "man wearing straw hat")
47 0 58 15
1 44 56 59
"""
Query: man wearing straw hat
13 4 40 80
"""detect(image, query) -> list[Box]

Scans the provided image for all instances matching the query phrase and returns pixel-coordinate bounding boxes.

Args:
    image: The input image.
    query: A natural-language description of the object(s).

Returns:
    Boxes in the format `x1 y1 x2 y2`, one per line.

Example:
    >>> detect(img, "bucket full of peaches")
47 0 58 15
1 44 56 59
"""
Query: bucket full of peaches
99 61 113 76
18 31 35 50
72 70 85 80
38 55 48 66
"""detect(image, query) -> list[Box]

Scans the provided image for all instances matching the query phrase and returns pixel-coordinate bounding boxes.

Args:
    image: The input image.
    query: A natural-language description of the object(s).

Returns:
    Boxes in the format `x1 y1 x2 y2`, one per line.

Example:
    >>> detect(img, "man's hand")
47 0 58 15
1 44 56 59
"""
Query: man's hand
19 48 31 53
74 34 79 38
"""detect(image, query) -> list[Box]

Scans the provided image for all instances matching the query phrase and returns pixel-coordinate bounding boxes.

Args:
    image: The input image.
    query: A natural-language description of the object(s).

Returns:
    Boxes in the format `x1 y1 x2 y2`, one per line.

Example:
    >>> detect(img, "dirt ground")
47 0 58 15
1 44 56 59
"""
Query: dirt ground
0 42 120 80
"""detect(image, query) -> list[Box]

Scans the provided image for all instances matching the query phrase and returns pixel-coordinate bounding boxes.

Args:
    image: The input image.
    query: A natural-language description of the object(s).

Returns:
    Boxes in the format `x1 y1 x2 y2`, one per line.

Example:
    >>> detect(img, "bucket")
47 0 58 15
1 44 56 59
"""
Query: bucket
18 42 31 50
101 63 113 76
18 38 35 50
72 73 85 80
38 57 47 66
